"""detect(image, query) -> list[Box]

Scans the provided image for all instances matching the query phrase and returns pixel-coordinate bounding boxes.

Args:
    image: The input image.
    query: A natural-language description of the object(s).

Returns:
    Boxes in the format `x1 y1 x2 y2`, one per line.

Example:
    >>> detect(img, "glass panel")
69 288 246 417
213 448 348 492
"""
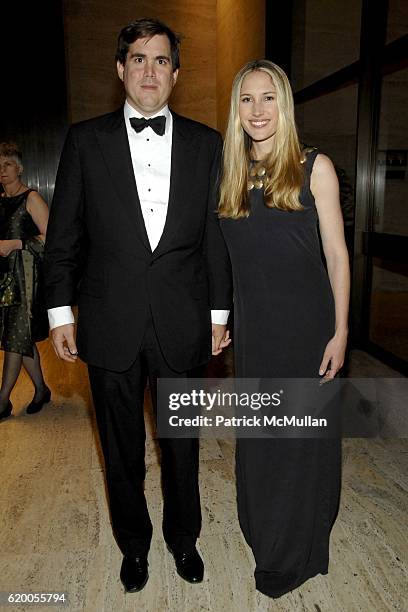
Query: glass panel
291 0 362 91
369 260 408 362
374 67 408 236
369 64 408 361
386 0 408 44
295 85 358 248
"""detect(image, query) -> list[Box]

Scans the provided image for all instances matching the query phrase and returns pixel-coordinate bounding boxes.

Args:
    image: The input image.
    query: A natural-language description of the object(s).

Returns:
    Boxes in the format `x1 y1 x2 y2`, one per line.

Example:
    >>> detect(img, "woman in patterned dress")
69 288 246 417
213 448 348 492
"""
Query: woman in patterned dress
0 142 50 420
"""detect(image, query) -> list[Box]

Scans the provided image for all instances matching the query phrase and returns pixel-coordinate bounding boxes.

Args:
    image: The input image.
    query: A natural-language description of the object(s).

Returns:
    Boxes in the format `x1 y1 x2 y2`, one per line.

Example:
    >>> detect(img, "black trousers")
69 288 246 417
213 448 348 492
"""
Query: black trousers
88 316 202 557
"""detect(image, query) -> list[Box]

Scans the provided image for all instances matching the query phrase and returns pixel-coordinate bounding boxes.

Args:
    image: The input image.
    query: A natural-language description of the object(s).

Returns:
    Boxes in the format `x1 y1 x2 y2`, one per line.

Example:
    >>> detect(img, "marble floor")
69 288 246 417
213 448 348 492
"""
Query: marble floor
0 342 407 612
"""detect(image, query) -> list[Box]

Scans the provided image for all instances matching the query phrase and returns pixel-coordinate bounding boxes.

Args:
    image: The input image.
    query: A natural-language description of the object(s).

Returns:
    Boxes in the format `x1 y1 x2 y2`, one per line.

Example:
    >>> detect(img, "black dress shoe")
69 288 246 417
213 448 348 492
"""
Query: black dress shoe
120 556 149 592
167 545 204 583
0 401 12 421
26 388 51 415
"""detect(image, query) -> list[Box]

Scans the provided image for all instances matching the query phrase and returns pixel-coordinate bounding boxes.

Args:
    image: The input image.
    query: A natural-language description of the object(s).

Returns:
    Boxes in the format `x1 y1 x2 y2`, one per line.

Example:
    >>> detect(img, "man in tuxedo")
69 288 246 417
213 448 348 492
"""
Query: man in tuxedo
44 18 231 592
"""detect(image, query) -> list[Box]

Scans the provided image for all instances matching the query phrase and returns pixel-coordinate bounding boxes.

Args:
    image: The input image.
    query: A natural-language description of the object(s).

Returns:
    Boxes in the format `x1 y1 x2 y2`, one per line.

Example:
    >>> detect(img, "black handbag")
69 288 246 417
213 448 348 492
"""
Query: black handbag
0 255 21 307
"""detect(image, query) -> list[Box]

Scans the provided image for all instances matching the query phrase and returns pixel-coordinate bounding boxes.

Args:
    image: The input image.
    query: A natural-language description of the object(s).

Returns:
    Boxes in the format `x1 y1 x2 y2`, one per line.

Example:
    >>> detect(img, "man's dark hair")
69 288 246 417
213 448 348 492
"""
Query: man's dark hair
116 18 181 71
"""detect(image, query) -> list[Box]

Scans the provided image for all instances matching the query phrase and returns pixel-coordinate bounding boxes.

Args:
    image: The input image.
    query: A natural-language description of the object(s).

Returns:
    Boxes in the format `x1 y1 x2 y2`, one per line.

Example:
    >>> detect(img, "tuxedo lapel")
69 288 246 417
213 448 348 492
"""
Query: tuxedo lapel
153 112 199 257
94 109 151 252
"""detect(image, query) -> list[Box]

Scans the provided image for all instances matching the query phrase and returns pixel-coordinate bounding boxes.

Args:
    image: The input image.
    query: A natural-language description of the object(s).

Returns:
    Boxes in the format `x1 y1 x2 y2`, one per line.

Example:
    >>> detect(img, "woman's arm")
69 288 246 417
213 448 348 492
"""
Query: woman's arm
311 153 350 379
0 192 49 256
26 190 49 240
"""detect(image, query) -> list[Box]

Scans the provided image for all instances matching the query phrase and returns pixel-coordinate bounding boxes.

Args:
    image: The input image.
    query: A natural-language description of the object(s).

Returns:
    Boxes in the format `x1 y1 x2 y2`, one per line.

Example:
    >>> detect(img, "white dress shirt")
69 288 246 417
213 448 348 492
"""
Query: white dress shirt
125 101 172 251
48 101 229 330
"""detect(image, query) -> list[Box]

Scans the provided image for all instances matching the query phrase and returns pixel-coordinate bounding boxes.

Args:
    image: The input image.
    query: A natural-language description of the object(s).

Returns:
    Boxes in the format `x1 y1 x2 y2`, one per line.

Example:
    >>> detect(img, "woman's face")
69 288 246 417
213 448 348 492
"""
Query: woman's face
239 71 279 150
0 156 21 186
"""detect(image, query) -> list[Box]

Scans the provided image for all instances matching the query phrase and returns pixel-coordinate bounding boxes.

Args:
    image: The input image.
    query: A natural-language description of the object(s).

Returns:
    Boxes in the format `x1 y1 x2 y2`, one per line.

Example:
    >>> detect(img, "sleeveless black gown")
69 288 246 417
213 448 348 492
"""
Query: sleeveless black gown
220 150 341 598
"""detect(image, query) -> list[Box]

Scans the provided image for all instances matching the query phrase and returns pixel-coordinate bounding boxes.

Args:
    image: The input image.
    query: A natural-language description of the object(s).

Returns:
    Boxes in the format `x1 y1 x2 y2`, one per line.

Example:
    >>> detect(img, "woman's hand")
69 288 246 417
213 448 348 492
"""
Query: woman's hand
0 239 22 257
319 329 348 381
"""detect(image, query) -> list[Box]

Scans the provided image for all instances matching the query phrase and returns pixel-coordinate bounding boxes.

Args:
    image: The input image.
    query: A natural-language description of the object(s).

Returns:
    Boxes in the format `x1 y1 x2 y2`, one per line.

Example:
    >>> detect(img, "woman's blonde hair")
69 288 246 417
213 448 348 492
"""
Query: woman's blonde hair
219 60 304 218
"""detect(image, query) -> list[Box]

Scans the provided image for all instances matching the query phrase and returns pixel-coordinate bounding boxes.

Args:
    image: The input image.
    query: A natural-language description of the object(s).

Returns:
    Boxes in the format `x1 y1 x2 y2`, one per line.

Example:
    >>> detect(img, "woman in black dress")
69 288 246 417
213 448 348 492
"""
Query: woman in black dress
0 142 50 420
219 61 350 597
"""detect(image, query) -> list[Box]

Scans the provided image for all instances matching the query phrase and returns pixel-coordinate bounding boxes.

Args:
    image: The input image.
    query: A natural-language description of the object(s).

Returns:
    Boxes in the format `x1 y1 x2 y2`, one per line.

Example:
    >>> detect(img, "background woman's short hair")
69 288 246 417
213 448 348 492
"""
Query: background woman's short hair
0 142 22 165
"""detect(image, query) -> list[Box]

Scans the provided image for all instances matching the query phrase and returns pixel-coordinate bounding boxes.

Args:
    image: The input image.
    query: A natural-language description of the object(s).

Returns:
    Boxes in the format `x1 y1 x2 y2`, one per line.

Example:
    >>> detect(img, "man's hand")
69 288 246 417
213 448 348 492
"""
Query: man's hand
212 323 231 356
51 323 78 362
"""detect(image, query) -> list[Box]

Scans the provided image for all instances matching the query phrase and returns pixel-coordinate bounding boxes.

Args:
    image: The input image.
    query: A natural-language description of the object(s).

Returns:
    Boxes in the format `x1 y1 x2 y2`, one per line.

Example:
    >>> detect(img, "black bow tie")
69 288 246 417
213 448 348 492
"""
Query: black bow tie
129 115 166 136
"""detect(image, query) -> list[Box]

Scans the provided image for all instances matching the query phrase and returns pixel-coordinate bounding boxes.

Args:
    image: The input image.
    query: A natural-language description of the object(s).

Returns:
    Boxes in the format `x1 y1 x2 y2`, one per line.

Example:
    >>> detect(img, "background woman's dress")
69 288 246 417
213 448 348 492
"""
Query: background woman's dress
220 150 341 598
0 190 48 357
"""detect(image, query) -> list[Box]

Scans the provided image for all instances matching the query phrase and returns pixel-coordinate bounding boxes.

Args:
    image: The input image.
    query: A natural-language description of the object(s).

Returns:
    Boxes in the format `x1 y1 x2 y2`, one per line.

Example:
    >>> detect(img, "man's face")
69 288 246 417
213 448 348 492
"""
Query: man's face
117 34 178 116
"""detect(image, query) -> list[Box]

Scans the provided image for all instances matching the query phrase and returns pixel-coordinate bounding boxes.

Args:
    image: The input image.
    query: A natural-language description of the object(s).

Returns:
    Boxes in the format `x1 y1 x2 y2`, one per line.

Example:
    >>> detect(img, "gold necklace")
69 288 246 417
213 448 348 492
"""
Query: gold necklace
4 183 23 197
248 162 267 190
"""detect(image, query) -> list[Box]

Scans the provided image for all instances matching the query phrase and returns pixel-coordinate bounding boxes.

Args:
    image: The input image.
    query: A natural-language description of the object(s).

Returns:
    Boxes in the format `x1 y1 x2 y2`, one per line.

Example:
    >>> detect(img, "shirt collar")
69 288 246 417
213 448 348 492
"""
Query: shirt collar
124 101 172 136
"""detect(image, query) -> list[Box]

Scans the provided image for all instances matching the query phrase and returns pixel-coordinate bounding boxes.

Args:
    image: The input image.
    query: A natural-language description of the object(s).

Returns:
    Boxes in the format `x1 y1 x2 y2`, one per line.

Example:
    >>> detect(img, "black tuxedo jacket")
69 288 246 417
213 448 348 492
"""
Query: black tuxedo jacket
44 108 232 372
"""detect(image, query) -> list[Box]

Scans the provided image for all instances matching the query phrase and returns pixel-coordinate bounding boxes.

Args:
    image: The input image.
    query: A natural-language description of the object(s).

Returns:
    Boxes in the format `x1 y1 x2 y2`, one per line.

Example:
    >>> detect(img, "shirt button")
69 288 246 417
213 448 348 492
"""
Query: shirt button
146 138 150 142
148 188 151 192
148 164 151 167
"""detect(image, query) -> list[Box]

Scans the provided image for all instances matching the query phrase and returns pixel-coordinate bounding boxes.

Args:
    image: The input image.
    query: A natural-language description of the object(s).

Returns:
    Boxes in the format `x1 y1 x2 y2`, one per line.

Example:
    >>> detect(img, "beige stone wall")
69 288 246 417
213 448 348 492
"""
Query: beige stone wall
63 1 265 132
63 0 217 126
216 0 265 133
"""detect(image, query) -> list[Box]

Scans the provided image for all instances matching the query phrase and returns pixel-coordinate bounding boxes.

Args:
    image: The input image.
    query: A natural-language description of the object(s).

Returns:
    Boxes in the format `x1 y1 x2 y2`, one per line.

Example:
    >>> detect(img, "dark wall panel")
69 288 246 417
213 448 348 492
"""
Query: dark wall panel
0 1 68 204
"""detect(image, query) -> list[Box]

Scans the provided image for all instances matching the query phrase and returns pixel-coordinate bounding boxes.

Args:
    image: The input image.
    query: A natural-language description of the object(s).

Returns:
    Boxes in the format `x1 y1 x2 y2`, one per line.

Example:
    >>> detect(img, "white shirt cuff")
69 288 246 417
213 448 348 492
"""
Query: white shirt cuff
211 310 230 325
48 307 227 329
48 306 75 330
